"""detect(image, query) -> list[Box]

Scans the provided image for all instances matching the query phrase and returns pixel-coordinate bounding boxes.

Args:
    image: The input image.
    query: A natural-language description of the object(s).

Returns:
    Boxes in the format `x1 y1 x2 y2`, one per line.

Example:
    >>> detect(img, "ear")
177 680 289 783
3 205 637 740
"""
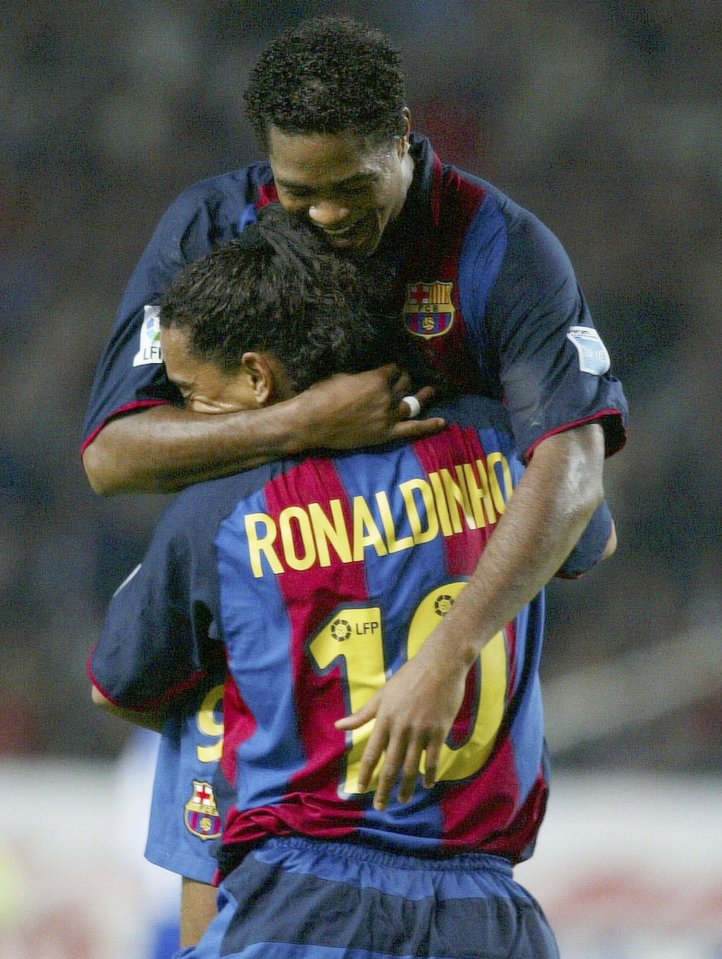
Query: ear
399 108 412 153
240 352 275 405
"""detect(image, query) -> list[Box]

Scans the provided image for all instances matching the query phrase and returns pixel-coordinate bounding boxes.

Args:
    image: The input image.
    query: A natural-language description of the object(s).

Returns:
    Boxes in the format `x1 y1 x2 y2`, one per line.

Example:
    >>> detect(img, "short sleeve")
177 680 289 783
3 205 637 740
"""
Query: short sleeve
486 212 628 460
81 172 258 450
88 494 219 708
557 500 613 578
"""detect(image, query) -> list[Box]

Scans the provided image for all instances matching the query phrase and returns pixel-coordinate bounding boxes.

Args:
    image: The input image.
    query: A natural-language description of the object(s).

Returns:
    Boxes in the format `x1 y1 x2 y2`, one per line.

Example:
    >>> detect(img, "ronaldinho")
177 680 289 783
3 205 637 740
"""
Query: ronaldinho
244 451 514 578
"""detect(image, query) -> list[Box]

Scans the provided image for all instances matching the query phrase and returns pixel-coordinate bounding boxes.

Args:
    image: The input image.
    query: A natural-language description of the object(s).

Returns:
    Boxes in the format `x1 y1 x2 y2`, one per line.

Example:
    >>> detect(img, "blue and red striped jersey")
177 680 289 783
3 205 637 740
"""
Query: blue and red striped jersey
82 135 627 461
90 396 556 867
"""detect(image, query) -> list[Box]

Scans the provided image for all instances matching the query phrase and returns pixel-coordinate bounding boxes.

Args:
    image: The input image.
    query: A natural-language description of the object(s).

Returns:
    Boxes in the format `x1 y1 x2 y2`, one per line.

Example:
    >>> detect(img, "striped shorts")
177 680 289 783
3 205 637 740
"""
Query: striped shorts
180 836 559 959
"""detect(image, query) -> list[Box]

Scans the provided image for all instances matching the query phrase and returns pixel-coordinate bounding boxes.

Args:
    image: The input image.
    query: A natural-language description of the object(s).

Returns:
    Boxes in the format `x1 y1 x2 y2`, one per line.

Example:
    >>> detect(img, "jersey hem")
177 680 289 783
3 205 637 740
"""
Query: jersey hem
87 649 207 709
524 408 627 462
80 399 171 455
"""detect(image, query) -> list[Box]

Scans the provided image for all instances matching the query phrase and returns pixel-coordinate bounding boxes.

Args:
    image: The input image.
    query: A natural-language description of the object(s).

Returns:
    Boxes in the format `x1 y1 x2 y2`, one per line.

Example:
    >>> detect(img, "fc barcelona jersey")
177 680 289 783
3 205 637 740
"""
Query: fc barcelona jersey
90 396 558 866
82 135 627 461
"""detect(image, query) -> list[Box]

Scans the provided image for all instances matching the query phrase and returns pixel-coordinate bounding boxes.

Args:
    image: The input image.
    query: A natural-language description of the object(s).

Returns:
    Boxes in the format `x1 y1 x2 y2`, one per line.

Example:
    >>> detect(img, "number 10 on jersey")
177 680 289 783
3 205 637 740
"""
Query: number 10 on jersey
308 581 509 796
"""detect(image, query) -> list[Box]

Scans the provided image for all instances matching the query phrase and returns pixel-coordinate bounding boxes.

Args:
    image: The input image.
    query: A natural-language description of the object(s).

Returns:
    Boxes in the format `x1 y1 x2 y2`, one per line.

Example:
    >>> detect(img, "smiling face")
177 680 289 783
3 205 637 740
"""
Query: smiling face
160 325 292 414
269 121 413 257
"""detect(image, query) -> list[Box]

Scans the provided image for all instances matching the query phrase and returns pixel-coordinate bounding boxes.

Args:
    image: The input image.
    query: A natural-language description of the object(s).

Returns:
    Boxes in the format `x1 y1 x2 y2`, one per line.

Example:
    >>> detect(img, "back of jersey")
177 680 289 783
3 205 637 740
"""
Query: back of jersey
216 395 548 863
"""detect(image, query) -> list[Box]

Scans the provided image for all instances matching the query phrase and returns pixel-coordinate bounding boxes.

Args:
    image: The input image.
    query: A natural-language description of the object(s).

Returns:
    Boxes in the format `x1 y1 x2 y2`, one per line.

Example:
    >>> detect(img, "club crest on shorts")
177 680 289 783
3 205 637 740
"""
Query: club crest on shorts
404 282 455 339
184 780 222 840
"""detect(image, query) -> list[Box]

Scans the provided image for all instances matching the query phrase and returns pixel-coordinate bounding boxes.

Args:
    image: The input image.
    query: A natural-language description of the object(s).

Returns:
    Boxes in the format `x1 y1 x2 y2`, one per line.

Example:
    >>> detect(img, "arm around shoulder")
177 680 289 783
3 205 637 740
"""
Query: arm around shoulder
82 367 445 495
82 402 300 495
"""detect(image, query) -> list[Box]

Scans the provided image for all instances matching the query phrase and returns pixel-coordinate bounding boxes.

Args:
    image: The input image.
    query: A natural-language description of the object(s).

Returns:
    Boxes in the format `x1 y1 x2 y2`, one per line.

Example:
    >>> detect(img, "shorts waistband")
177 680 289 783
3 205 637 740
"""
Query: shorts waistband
257 834 514 877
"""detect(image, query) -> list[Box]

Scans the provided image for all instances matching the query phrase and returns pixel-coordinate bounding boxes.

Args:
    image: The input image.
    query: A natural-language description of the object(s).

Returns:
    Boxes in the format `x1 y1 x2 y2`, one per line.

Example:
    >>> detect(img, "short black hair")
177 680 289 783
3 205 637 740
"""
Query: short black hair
159 205 406 394
244 17 407 151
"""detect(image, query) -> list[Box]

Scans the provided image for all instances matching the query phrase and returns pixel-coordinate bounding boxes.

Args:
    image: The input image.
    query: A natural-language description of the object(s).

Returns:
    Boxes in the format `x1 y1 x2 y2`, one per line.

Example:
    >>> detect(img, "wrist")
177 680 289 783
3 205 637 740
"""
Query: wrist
421 620 479 672
272 394 309 455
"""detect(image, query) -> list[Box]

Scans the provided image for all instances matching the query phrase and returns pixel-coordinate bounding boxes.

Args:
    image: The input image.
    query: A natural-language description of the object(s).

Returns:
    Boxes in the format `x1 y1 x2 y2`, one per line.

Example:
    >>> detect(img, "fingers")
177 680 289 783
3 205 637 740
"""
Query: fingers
370 732 408 810
400 395 422 419
390 416 446 440
334 696 377 731
367 735 437 810
397 742 426 804
422 742 441 790
411 385 436 408
355 720 388 797
398 384 435 417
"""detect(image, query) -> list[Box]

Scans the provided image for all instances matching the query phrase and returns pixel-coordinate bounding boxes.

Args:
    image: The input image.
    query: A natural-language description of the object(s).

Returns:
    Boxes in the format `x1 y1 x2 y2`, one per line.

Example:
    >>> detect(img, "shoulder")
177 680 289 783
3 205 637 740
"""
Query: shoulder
138 161 275 271
453 176 577 307
171 160 273 205
158 161 274 236
162 465 274 530
431 394 514 441
155 461 298 551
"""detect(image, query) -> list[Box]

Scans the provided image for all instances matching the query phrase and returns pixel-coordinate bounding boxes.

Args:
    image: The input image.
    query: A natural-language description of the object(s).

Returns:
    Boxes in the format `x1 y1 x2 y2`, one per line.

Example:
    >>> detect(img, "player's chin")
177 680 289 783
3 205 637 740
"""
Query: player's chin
322 221 381 257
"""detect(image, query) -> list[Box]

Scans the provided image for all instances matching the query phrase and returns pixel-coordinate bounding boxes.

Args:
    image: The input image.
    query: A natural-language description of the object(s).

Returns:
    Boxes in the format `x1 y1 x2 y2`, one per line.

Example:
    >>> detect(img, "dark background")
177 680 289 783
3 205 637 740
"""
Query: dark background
2 1 720 769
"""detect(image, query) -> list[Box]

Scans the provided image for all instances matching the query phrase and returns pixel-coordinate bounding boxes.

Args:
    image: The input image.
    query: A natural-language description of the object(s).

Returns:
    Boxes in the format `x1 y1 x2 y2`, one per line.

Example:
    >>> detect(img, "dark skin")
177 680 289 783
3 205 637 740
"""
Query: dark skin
82 366 442 495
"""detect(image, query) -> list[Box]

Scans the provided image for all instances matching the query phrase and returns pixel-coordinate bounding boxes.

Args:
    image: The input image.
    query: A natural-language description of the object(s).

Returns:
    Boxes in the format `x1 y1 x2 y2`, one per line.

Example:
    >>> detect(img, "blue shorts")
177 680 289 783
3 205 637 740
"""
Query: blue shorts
146 672 226 883
181 836 559 959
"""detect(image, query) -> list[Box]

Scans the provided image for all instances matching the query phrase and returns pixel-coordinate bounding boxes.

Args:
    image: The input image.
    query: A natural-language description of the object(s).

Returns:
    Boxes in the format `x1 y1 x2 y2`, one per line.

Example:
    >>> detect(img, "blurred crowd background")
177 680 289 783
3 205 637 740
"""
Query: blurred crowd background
2 1 720 769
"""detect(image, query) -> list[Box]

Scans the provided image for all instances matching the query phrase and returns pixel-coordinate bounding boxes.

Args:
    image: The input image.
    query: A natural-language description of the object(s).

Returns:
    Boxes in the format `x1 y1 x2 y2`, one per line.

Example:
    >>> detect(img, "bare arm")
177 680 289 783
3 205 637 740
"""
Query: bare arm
83 366 444 495
181 878 218 948
336 422 608 809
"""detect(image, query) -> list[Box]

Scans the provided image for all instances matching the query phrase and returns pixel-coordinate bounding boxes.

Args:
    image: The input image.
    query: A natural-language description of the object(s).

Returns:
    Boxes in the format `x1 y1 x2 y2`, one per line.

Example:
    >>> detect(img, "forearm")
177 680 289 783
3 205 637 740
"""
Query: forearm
82 402 301 495
424 424 606 665
83 366 444 496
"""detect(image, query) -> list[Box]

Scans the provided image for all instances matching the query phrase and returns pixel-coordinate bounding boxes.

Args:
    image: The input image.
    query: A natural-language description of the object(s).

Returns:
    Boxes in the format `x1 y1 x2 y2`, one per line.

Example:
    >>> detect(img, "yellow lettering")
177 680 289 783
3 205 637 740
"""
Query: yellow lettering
440 467 477 533
279 506 317 571
352 496 388 561
375 491 414 553
486 452 512 515
196 684 224 763
399 478 439 544
309 500 352 567
245 513 283 578
464 461 495 527
429 471 453 536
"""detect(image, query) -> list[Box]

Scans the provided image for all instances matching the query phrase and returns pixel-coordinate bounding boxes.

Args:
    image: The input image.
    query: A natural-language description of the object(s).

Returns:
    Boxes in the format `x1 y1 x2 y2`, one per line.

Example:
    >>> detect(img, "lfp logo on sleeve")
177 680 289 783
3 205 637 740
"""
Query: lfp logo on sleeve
566 326 611 375
133 304 163 366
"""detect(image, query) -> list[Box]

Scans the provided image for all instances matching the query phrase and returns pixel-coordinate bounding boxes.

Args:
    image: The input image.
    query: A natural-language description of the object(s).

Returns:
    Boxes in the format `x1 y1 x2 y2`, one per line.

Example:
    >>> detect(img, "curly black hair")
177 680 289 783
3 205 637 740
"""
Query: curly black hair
159 205 407 394
244 17 407 151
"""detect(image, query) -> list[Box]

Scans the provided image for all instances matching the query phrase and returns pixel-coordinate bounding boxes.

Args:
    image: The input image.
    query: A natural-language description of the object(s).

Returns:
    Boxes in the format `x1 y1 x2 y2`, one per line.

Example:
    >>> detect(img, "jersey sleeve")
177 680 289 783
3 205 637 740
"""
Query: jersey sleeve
556 499 613 578
88 493 220 709
81 174 255 451
482 211 628 461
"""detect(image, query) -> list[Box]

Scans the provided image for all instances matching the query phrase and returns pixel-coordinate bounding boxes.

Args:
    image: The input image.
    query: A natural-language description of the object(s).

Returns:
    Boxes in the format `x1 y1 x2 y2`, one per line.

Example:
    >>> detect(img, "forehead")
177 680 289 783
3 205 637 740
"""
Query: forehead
160 325 194 375
268 126 393 188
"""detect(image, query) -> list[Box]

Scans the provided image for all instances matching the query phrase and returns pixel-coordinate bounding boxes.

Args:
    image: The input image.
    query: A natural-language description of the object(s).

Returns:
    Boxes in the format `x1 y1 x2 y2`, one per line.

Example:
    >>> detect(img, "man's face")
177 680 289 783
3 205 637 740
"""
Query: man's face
161 326 288 413
269 124 413 258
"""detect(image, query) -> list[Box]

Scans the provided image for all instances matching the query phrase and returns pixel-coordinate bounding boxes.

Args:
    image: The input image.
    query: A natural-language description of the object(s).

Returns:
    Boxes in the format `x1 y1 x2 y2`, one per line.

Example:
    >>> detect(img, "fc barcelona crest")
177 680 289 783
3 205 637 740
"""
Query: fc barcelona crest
184 780 222 840
404 281 456 339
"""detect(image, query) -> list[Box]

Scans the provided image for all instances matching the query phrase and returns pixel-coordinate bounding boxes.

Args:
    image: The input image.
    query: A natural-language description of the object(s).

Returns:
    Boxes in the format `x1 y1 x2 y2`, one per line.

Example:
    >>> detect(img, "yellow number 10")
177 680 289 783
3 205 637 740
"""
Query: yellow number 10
308 581 508 795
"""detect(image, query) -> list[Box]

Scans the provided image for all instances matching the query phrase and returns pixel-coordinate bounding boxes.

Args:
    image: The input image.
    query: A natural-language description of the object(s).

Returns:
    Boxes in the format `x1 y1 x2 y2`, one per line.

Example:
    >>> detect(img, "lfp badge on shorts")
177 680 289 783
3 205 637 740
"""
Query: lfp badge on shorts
184 780 222 840
404 282 456 339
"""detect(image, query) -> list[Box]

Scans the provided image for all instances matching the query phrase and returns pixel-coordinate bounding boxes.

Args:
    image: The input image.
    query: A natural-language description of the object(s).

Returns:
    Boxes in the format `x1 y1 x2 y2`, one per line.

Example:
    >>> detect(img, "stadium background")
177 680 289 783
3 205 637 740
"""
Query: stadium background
1 2 720 956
